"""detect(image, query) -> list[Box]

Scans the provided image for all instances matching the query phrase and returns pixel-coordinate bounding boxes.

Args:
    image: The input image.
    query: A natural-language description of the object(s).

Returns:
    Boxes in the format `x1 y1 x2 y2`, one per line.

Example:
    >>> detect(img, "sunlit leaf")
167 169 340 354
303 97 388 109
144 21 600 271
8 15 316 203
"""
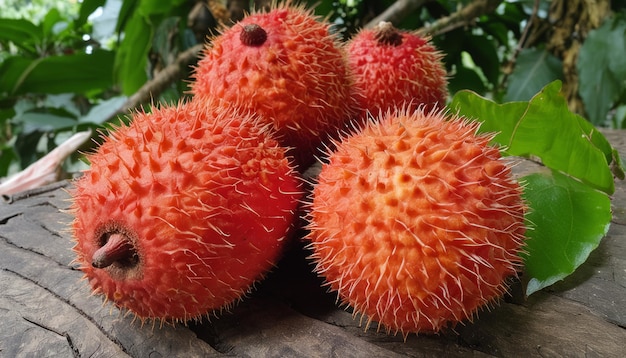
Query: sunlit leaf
521 170 611 295
116 0 140 33
450 81 619 194
42 8 63 38
75 0 106 28
449 80 622 296
0 18 42 54
0 50 115 95
114 12 151 95
138 0 186 16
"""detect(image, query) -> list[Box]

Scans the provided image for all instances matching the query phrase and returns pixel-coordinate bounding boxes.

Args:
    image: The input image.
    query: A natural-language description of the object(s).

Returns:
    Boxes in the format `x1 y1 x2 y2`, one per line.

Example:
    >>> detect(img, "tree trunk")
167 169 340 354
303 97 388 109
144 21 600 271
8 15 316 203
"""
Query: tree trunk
546 0 611 115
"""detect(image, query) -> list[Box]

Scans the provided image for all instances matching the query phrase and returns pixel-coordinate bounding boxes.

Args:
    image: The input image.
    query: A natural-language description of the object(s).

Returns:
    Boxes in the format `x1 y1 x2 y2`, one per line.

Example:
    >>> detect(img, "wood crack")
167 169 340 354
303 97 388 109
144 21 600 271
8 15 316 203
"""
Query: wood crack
2 181 70 204
0 236 70 270
0 213 21 225
2 268 131 357
21 316 80 358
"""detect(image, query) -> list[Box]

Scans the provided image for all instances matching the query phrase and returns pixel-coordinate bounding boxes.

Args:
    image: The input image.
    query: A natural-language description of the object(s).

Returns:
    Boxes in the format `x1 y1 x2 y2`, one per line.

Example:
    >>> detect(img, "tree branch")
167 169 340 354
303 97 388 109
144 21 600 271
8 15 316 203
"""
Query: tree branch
116 43 204 116
365 0 430 29
416 0 503 37
113 0 504 120
500 0 541 89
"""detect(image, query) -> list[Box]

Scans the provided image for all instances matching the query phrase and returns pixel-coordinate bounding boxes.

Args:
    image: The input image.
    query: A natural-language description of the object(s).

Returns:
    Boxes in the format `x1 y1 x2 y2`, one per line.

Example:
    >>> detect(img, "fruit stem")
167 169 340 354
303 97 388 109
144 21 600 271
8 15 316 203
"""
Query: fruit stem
92 233 134 269
240 23 267 46
375 21 403 46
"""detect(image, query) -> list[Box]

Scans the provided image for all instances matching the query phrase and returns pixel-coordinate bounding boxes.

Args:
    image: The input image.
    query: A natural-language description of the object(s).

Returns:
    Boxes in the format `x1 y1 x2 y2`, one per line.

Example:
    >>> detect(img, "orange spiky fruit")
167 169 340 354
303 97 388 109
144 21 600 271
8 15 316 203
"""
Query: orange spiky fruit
305 108 526 335
71 99 302 323
190 4 360 169
347 22 448 117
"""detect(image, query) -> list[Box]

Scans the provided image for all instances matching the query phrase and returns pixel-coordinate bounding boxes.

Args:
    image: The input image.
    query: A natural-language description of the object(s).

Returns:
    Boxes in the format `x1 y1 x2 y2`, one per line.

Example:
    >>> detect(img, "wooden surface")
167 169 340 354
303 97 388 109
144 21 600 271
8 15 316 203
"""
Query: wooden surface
1 131 625 357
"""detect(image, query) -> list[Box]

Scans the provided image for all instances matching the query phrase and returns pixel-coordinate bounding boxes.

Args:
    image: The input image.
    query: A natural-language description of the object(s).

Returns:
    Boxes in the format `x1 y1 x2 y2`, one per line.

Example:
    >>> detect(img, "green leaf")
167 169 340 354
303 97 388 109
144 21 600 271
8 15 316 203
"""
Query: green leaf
464 34 500 87
116 0 140 33
115 12 151 95
18 112 78 134
522 170 611 295
0 145 17 177
76 0 106 28
138 0 186 16
14 130 45 168
578 14 626 125
450 81 619 194
0 18 43 54
0 50 115 96
479 20 510 46
504 48 562 102
0 57 31 96
486 3 525 38
80 96 128 124
41 8 63 38
448 65 487 95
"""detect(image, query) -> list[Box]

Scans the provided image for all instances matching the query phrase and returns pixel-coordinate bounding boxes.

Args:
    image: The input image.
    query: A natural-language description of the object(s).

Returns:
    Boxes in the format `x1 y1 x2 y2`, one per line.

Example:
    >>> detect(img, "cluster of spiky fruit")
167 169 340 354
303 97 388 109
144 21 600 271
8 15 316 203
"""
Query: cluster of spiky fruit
190 5 360 168
71 2 526 336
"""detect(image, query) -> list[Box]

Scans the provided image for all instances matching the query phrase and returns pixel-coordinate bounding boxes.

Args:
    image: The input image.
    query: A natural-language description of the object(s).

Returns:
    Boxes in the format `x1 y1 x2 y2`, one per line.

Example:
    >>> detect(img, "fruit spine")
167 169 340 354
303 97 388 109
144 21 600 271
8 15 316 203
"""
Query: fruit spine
347 22 448 117
305 108 526 335
71 100 302 323
190 4 360 168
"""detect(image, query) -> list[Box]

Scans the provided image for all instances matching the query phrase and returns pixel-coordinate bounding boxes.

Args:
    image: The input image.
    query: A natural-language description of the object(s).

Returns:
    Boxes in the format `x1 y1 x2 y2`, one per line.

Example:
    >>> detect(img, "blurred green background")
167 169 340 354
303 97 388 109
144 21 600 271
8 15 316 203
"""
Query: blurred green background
0 0 625 180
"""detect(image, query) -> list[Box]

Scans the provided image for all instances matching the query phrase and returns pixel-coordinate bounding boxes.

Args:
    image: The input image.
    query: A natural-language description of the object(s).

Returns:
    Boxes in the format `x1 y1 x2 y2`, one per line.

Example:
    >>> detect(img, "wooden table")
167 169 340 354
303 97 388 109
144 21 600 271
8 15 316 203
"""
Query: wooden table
1 131 625 357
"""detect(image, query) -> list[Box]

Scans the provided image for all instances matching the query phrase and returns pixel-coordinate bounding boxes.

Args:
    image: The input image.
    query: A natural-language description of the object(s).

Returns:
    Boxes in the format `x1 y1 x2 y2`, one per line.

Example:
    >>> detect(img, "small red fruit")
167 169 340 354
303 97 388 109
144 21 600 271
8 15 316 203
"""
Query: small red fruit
71 100 302 323
190 4 359 168
347 22 448 117
305 108 526 335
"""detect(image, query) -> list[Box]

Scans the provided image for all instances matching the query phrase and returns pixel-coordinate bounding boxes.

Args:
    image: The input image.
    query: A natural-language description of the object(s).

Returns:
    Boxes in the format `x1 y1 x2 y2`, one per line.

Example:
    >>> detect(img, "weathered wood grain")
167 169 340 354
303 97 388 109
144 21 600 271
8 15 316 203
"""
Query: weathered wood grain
0 182 220 358
1 130 624 357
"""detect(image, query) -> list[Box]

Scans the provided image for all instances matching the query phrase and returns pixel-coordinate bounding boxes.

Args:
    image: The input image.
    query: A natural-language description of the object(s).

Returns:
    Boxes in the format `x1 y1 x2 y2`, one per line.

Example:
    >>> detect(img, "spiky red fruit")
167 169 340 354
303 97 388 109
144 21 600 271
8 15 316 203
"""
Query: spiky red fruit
305 109 526 335
190 5 359 168
71 100 302 322
347 22 448 117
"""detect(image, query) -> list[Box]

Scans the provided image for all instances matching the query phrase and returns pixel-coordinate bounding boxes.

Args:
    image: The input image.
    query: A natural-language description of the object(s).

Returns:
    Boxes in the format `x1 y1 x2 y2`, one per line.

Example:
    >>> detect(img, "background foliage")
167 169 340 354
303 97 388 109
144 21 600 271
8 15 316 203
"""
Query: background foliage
1 0 625 178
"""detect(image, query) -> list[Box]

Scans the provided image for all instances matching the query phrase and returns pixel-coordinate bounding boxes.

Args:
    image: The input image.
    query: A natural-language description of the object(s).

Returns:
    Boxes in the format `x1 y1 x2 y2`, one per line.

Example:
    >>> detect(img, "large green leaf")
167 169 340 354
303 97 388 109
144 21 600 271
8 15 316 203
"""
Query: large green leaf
0 18 43 54
522 170 611 295
138 0 187 16
41 8 64 38
450 81 620 194
18 112 78 134
75 0 106 28
449 80 622 296
0 50 115 95
116 0 140 34
578 14 626 125
79 96 128 124
504 48 562 102
114 11 151 95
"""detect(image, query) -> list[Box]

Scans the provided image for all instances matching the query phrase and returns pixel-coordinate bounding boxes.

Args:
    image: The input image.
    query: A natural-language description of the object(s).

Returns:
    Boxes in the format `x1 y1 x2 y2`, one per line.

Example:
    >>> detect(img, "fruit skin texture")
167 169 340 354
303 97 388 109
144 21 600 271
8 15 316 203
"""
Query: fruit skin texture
71 99 302 323
305 109 526 335
190 5 359 168
346 22 448 117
